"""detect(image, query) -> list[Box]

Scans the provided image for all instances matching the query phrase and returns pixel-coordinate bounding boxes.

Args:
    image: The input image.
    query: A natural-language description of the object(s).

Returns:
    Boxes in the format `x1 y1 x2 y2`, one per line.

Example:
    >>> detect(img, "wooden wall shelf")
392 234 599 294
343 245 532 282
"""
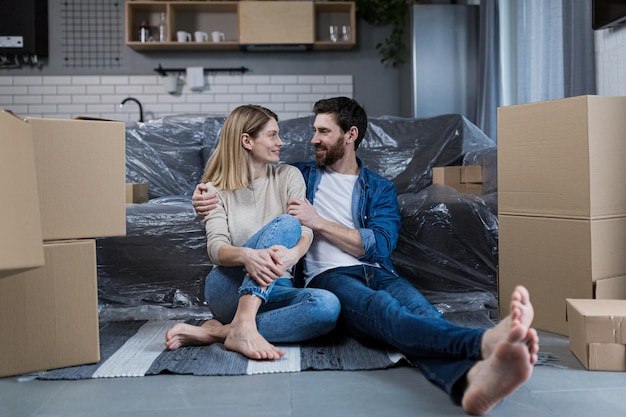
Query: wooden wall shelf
125 1 356 52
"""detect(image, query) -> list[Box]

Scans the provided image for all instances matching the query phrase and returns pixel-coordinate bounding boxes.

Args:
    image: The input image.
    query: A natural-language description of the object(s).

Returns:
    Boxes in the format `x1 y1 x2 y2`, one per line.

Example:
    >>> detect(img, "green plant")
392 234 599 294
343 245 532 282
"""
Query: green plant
354 0 411 67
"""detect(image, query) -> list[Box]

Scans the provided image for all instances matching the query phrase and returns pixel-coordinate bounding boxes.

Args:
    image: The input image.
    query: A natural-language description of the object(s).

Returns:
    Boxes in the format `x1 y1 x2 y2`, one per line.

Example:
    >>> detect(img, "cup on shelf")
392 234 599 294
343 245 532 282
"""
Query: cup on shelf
211 31 225 42
329 25 339 42
176 31 191 42
194 31 209 42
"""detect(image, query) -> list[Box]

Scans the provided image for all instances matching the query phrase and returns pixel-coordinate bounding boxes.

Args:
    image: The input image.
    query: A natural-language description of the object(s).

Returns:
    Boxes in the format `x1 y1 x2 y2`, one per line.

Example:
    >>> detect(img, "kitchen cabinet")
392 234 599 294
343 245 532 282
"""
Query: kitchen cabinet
125 1 356 51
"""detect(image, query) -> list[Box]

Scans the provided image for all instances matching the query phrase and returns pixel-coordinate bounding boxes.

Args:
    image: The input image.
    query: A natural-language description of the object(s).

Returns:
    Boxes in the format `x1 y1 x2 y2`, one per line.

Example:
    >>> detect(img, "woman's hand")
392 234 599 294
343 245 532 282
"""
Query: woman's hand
267 245 300 272
241 247 288 286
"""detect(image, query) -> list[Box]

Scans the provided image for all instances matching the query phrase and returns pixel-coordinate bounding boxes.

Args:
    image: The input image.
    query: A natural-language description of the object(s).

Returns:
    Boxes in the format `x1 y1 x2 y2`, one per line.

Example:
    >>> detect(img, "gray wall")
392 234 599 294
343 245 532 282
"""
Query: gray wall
3 0 405 117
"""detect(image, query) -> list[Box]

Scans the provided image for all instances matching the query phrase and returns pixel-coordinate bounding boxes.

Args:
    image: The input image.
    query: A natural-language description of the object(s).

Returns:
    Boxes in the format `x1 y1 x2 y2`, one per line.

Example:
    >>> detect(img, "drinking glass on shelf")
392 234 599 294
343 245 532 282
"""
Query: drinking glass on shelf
329 25 339 42
341 25 351 41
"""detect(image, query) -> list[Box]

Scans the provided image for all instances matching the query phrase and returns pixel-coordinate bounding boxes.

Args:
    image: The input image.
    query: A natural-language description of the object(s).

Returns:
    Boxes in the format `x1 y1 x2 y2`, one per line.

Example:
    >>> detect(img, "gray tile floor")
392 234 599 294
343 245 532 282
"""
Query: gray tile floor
2 330 625 417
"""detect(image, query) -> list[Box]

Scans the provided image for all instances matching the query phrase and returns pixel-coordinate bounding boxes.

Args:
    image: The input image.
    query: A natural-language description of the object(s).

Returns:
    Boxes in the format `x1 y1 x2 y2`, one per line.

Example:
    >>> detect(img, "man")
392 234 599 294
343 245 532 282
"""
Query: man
192 97 539 415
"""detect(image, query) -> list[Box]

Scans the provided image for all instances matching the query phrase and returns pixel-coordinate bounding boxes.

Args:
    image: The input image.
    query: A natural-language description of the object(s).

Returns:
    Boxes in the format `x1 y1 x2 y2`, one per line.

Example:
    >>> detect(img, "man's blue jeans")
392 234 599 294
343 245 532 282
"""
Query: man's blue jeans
204 214 340 343
308 264 485 404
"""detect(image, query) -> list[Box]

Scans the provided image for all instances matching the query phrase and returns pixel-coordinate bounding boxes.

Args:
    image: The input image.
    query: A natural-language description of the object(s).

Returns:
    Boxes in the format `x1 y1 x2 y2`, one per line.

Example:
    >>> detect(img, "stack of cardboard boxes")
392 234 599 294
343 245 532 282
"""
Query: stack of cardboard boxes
0 111 126 377
497 95 626 370
432 165 483 195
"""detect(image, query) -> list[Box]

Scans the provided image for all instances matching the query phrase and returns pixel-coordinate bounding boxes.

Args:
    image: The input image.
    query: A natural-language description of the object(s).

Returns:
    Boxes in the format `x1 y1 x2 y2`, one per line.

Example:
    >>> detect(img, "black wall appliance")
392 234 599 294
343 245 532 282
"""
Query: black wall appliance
0 0 48 65
592 0 626 30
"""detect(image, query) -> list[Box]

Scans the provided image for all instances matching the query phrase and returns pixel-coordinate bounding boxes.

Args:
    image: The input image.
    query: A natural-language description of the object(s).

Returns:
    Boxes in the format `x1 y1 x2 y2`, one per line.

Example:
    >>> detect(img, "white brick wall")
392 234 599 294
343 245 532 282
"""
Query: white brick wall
0 74 353 122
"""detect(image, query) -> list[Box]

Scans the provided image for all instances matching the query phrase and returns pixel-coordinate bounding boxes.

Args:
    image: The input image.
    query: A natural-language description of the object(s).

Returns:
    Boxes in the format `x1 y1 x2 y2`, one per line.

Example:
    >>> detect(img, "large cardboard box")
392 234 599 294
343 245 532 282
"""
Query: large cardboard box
498 215 626 335
0 111 44 277
566 298 626 371
0 240 100 377
27 117 127 240
498 95 626 220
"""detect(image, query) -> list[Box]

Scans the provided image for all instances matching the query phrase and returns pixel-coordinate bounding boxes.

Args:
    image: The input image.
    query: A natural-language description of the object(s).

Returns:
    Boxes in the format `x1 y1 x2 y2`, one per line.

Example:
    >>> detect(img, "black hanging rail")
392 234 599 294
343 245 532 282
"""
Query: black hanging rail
154 64 250 76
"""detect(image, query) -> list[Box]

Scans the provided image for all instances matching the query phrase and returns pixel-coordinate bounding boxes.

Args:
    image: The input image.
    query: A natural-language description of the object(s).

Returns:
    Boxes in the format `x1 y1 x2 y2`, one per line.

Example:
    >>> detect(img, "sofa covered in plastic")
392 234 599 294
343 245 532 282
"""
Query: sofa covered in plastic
96 113 498 320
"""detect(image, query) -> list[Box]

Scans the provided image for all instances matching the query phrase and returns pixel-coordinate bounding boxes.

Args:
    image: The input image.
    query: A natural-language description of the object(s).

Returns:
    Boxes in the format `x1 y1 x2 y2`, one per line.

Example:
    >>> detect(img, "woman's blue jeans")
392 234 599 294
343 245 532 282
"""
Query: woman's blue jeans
204 214 340 343
308 264 485 404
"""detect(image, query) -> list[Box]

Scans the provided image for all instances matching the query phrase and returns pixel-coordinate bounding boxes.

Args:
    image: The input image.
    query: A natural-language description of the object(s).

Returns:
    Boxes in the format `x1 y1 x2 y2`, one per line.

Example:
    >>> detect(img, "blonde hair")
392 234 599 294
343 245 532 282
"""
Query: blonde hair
201 105 278 190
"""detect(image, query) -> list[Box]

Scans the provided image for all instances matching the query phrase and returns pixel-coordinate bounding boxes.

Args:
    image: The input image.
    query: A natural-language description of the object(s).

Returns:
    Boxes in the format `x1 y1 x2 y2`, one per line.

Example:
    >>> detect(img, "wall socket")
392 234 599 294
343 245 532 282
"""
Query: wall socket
0 36 24 48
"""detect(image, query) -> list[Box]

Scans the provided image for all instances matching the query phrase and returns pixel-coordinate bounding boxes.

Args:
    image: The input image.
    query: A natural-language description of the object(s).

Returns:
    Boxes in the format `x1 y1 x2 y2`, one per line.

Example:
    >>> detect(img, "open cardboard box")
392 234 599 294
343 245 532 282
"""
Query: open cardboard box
1 111 127 242
0 110 44 277
27 116 127 240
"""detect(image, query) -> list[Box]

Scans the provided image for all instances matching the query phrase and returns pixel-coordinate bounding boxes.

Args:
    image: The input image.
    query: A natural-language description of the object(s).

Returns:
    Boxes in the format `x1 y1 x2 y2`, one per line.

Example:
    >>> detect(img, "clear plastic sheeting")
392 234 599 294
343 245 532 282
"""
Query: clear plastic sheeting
393 184 498 296
99 113 499 320
97 196 210 309
425 290 498 317
125 114 225 199
98 304 213 323
279 114 496 194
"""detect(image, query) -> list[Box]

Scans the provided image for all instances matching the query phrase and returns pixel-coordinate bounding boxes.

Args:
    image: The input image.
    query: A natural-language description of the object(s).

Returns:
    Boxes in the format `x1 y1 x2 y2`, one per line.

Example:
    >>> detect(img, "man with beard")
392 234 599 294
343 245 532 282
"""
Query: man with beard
192 97 539 415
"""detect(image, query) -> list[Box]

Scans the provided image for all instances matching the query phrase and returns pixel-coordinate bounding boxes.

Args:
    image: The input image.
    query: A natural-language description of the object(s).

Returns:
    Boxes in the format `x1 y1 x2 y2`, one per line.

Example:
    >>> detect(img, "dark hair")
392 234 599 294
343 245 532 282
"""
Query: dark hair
313 97 368 150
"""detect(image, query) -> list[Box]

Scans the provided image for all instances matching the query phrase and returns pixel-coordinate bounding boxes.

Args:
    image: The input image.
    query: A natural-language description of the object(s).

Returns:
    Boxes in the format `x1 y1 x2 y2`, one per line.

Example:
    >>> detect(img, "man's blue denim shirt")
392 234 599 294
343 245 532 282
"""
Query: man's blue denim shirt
292 158 401 282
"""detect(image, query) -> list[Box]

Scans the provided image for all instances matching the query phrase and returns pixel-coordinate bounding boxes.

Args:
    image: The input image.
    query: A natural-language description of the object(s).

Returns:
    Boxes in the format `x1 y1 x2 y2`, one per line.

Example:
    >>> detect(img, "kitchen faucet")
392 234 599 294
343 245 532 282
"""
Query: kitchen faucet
120 97 144 122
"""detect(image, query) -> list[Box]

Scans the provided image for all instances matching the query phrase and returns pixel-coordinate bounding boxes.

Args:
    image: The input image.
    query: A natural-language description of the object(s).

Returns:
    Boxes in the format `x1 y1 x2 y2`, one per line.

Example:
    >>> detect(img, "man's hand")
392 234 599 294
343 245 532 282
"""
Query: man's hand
288 197 365 258
192 183 218 216
287 198 322 230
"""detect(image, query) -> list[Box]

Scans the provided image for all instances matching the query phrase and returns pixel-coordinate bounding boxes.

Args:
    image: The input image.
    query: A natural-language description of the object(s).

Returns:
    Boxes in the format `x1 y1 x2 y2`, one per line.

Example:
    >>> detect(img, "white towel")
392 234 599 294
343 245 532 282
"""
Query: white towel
186 66 205 91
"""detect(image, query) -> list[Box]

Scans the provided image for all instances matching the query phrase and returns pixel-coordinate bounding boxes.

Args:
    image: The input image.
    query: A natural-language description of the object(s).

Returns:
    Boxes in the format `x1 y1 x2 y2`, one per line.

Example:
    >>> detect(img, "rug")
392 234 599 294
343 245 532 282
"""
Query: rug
36 319 405 380
37 310 522 380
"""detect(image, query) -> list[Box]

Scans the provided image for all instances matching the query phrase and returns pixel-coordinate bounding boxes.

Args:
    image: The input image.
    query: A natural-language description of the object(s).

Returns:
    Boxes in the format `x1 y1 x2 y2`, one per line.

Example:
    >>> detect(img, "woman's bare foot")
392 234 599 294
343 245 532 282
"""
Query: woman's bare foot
165 319 228 350
224 319 285 360
481 285 535 358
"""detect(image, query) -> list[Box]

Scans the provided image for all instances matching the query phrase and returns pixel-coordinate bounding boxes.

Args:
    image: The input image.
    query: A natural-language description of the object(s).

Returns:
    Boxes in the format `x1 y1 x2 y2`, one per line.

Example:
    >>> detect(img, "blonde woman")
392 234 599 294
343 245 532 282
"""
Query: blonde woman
165 105 340 360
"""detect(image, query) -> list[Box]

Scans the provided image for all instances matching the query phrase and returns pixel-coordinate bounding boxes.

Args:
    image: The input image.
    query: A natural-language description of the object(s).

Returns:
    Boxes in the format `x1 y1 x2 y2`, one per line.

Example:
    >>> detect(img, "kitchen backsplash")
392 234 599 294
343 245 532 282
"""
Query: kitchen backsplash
0 74 353 122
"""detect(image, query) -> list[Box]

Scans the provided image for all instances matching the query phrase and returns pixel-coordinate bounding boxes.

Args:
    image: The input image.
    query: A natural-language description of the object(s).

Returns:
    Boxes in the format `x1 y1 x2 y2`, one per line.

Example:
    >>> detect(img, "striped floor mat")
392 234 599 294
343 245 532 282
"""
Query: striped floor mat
37 320 405 379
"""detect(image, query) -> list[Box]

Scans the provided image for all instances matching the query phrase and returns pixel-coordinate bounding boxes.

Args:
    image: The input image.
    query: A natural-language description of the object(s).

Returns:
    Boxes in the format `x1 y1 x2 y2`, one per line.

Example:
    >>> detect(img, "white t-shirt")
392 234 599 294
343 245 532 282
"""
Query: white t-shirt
304 168 366 285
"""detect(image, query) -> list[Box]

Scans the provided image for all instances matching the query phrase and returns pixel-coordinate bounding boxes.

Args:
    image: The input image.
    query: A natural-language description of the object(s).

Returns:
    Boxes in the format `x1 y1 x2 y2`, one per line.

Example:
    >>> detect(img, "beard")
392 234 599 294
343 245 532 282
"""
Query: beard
315 136 345 167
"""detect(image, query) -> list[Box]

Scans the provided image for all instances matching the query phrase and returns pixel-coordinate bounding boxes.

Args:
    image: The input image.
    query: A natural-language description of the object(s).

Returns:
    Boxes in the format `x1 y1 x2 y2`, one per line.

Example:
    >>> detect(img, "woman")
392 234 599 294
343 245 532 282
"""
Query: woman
165 105 340 360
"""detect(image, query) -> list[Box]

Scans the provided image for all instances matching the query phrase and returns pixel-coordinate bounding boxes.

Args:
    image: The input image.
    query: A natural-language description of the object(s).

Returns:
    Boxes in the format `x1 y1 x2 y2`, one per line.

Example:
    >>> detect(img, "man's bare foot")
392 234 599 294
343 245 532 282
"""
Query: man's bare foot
224 319 285 361
481 285 535 358
462 327 539 415
461 285 540 415
165 319 227 350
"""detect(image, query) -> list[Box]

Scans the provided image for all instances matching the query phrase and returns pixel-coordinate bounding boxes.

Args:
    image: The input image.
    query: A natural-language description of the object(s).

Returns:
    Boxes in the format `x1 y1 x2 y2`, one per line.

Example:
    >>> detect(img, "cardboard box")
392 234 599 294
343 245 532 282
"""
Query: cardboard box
498 215 626 335
432 166 483 194
566 298 626 371
126 183 149 204
0 240 100 377
498 95 626 220
27 117 127 240
595 276 626 299
0 111 44 277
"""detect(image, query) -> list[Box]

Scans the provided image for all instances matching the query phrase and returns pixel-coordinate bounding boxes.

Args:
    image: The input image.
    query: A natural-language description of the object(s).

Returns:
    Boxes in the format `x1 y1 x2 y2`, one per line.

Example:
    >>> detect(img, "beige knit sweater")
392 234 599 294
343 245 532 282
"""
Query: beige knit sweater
203 163 312 268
